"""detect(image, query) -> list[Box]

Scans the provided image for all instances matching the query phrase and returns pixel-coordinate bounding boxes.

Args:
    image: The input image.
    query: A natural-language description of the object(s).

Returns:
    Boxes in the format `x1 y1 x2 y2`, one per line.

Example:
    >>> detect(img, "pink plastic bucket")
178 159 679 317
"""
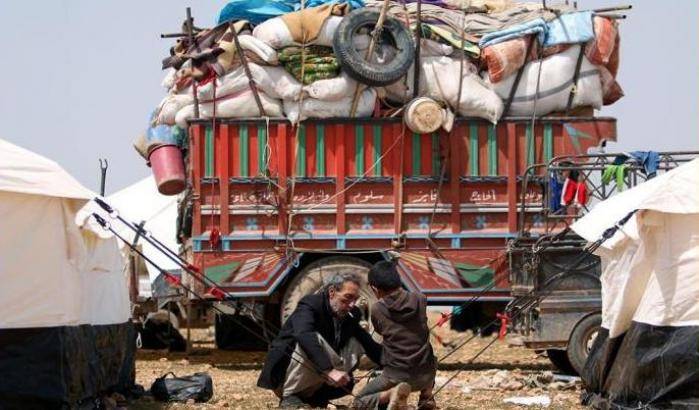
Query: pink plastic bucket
149 145 185 195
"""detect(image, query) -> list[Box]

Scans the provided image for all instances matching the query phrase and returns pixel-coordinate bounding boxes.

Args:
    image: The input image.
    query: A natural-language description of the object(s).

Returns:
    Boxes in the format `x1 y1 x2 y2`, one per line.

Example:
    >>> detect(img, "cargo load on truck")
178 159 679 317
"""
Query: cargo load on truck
135 1 625 195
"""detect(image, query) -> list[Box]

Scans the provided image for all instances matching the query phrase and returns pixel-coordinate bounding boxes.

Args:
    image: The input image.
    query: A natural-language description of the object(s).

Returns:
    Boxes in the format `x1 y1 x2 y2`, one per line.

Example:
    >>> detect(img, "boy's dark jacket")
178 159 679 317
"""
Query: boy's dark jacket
371 288 436 379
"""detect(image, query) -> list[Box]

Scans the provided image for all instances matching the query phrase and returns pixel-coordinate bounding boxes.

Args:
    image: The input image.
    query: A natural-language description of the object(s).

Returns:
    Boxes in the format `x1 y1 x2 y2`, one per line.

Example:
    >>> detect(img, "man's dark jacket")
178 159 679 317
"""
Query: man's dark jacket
257 290 382 390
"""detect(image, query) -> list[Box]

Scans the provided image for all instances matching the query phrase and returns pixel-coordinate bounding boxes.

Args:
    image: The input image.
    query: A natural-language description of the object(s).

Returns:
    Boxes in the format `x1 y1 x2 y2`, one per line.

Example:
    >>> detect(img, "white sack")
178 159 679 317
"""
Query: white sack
313 16 343 47
252 15 342 48
175 91 283 128
487 46 602 116
155 93 194 125
384 56 503 123
420 39 454 56
161 68 177 90
283 88 377 123
304 72 358 101
253 17 294 49
198 64 303 102
237 34 279 65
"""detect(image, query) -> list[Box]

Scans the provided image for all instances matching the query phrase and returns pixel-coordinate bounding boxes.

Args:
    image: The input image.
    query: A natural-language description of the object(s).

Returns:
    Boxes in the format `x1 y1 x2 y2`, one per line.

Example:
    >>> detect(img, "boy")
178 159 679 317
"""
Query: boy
353 261 437 410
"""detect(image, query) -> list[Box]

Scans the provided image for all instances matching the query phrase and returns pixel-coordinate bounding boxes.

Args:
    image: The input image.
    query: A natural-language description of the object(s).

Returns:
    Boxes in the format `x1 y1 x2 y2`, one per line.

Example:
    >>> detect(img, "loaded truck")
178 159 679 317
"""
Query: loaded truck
168 114 626 374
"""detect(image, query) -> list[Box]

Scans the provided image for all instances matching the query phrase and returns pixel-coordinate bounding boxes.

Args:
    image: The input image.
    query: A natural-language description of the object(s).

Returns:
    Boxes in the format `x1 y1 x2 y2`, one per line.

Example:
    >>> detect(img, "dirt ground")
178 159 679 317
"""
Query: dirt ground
132 314 585 410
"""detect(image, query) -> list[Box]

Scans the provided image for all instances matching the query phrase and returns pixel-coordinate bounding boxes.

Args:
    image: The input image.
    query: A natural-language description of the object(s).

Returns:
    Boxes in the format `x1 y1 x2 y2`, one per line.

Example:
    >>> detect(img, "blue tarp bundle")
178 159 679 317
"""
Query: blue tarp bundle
479 11 594 48
217 0 364 25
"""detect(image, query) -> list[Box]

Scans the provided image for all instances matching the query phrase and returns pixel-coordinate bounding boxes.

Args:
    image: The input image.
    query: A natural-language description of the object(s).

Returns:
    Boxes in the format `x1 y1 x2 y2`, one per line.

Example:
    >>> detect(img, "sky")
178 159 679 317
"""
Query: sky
0 1 697 193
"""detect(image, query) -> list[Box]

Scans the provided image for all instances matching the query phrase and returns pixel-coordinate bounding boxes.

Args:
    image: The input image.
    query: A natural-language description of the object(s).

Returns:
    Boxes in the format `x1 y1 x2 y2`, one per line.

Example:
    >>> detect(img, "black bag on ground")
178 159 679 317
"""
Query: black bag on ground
150 372 213 402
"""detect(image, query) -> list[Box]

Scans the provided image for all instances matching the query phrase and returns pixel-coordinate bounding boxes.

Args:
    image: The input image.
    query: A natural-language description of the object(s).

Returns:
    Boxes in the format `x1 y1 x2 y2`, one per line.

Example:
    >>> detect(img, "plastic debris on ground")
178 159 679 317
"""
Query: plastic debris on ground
503 395 552 407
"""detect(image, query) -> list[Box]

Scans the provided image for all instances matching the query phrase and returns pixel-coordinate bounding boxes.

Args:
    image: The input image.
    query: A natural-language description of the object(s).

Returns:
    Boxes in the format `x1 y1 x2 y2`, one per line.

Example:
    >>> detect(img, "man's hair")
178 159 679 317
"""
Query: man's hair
325 272 362 292
368 261 401 291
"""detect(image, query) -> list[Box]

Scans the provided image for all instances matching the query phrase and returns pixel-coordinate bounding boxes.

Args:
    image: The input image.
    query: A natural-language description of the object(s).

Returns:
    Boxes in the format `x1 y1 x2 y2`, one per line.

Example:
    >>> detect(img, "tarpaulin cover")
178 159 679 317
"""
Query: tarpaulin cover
0 322 136 407
217 0 363 25
583 323 699 409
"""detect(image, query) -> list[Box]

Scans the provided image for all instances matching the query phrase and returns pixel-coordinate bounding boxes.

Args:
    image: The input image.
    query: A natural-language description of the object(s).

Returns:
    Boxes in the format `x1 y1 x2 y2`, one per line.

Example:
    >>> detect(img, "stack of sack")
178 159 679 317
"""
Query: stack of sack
368 0 623 118
139 0 626 162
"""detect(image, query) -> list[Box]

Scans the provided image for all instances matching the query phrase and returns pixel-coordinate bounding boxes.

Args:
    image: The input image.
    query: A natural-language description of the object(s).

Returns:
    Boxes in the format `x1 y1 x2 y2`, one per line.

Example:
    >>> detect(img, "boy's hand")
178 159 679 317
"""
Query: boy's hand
325 369 351 387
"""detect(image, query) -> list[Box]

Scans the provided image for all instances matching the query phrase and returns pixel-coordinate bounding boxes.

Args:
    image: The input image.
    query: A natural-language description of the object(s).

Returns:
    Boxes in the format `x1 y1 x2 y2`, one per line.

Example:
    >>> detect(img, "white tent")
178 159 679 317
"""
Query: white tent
0 139 130 328
0 139 133 405
572 158 699 408
80 175 180 284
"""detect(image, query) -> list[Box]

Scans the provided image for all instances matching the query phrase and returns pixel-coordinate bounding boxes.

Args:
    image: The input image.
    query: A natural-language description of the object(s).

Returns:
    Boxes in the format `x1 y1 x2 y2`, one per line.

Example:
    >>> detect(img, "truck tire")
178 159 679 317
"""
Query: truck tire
546 349 576 375
567 313 602 375
280 256 379 339
333 9 415 86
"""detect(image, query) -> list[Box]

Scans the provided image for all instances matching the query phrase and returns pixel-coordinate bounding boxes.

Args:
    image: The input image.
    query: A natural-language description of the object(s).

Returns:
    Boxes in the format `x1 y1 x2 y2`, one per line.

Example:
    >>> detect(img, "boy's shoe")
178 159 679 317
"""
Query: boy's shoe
387 382 411 410
417 396 437 410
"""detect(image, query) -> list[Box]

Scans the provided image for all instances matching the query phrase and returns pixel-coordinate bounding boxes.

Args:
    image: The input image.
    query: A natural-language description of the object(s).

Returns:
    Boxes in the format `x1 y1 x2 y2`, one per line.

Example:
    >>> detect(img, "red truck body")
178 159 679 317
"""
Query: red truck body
184 116 615 303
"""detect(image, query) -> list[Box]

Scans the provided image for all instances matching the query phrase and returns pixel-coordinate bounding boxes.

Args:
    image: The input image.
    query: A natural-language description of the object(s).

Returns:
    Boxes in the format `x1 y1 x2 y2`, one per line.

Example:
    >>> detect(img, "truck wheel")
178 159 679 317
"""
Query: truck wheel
546 349 576 375
567 313 602 375
280 256 379 340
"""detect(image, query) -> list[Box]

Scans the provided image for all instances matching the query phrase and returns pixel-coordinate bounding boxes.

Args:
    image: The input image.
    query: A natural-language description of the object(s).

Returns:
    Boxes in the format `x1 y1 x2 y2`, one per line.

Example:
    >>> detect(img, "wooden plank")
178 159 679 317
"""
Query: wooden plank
220 124 230 235
355 125 365 176
277 123 288 235
325 125 335 177
469 122 479 176
364 124 374 177
381 124 391 176
257 123 268 175
488 124 498 176
393 123 405 234
336 124 347 235
507 123 518 232
543 123 553 163
307 124 317 177
249 124 258 177
449 129 461 233
296 124 306 177
431 133 440 177
191 124 202 236
373 125 382 177
412 133 422 175
231 123 240 176
317 124 326 177
421 133 432 176
239 124 249 177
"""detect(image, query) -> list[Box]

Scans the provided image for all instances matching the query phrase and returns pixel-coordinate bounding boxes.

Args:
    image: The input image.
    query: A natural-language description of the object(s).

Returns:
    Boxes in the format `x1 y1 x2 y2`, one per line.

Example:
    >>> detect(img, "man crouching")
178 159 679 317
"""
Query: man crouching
353 261 437 410
257 272 382 408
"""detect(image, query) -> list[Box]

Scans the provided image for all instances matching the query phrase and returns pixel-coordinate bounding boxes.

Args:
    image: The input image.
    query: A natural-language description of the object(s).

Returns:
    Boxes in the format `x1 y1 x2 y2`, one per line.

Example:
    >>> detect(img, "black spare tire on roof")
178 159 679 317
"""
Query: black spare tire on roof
333 9 415 87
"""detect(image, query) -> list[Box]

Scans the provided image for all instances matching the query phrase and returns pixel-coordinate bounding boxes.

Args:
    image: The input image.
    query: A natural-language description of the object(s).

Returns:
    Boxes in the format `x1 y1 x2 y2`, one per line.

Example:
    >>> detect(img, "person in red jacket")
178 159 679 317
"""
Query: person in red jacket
353 261 437 410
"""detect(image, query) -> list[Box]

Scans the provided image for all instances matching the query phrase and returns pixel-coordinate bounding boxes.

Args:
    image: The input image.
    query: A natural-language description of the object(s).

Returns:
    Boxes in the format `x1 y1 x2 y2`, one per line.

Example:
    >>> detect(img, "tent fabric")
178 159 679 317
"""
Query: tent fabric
573 158 699 409
77 175 179 282
0 192 130 328
572 158 699 250
0 140 130 329
0 138 93 200
0 140 136 406
583 323 699 409
0 322 136 407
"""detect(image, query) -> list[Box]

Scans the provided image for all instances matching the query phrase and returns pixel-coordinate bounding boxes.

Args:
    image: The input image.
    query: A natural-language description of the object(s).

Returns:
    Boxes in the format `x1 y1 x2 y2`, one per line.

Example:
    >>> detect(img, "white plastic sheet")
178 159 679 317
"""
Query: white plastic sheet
572 159 699 337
